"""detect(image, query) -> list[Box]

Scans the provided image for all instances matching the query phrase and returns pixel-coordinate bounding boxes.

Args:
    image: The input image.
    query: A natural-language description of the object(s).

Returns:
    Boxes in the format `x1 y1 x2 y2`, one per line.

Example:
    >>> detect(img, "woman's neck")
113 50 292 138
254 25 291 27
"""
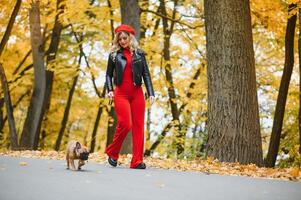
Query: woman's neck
123 47 131 51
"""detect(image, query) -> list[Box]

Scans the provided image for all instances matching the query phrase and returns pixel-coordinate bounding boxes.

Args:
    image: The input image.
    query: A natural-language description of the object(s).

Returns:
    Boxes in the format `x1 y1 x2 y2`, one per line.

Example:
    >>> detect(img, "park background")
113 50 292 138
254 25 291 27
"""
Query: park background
0 0 300 171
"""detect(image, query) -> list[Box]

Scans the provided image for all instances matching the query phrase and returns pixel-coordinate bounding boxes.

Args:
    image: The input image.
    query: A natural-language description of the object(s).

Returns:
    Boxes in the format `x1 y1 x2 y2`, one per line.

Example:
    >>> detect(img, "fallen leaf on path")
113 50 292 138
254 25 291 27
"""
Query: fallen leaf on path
1 150 300 182
155 182 165 188
289 167 299 178
19 162 28 166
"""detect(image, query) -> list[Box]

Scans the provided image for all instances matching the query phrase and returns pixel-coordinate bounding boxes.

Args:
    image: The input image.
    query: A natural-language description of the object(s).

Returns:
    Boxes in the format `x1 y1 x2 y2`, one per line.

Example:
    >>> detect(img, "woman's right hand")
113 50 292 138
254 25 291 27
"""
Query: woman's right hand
108 91 114 100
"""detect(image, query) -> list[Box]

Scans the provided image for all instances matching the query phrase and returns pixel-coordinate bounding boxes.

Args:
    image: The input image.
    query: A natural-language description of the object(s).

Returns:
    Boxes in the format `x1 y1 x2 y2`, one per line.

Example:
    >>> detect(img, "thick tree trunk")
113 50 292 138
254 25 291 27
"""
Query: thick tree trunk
20 1 46 150
204 0 263 166
0 0 22 57
118 0 141 154
119 0 141 40
298 8 301 155
0 64 18 149
265 10 297 167
41 0 64 145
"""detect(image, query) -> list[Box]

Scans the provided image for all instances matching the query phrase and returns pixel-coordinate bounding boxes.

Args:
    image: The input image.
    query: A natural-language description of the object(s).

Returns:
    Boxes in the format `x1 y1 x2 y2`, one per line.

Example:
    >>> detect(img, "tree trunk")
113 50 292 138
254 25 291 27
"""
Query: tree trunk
145 64 203 156
73 31 106 153
298 8 301 155
46 0 64 63
106 106 118 148
0 98 4 140
265 8 297 167
105 0 116 151
107 0 115 39
118 0 141 154
140 5 160 143
71 25 107 153
139 0 149 44
41 0 65 145
54 74 79 151
38 70 53 147
1 90 29 135
90 102 103 153
76 0 109 150
0 0 22 142
39 130 46 149
146 107 151 141
13 50 31 75
0 64 18 149
204 0 263 166
20 1 46 150
0 0 22 57
144 123 172 156
90 86 106 153
160 0 183 156
119 0 141 40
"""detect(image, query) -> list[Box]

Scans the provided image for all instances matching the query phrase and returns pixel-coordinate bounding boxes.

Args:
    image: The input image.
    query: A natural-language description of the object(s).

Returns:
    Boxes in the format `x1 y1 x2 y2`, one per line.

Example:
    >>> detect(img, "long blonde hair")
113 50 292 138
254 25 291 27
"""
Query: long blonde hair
110 31 140 55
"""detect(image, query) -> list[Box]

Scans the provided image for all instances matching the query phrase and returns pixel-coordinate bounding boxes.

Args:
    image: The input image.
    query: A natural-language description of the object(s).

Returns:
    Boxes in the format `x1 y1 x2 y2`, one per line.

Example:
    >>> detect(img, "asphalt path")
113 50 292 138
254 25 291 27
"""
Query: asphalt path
0 156 300 200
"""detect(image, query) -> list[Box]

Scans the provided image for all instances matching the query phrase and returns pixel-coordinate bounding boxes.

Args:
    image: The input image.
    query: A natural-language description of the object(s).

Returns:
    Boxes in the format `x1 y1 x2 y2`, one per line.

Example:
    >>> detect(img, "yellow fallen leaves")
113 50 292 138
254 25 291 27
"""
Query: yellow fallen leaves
1 150 65 160
19 162 28 166
1 150 300 181
290 167 300 178
155 182 166 188
143 156 301 181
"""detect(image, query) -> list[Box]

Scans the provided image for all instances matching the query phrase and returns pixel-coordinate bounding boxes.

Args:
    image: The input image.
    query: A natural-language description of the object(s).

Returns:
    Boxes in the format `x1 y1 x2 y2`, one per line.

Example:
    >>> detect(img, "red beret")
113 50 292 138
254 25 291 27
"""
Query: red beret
114 24 136 35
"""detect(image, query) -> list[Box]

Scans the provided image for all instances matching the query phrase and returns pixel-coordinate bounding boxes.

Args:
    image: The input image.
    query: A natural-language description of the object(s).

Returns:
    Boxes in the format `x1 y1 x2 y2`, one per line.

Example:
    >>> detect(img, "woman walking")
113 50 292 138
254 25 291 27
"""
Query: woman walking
105 24 155 169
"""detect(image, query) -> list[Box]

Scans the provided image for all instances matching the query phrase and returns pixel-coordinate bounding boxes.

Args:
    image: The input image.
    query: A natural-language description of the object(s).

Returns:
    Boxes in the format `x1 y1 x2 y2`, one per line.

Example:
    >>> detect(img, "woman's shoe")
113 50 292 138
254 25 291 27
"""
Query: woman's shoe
108 157 117 167
135 162 146 169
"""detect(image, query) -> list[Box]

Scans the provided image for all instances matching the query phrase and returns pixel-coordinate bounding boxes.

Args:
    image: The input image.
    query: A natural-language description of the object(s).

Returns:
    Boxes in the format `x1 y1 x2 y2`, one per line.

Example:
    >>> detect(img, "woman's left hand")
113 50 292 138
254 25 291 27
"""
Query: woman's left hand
149 96 155 105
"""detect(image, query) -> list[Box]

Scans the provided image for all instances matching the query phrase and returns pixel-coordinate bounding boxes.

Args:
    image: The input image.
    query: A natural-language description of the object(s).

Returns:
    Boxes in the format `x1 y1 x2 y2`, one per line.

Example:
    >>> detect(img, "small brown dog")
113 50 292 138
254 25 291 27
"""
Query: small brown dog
66 140 89 170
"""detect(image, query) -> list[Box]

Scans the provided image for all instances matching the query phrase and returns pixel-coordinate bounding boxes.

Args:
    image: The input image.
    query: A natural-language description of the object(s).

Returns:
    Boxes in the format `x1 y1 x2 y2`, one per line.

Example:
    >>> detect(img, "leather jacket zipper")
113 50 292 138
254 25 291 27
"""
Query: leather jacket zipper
132 52 136 86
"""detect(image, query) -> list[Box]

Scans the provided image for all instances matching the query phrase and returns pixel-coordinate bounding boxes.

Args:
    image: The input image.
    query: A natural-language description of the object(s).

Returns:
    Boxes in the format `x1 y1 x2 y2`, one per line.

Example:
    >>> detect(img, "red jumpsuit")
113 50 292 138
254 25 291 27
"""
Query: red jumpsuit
105 48 145 168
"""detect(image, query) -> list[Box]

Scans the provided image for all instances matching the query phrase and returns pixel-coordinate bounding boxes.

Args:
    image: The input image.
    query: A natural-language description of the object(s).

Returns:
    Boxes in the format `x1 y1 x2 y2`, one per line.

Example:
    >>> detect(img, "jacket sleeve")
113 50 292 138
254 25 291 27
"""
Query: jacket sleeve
141 53 155 97
105 54 114 92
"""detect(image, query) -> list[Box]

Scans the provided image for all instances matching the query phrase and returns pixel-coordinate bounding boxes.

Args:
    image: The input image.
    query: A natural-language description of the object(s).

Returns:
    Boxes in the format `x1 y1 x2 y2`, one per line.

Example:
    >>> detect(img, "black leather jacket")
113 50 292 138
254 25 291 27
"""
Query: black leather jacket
105 49 155 97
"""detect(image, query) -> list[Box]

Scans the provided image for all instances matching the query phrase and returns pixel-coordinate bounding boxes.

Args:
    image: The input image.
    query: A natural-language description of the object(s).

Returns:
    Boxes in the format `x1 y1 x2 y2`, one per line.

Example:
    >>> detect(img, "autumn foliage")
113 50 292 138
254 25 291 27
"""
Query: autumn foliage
0 0 300 169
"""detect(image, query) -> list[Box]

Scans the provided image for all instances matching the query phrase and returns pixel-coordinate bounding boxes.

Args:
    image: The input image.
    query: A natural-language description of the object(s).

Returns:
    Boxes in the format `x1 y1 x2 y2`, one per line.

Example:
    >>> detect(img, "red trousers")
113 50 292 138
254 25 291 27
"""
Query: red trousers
105 83 145 168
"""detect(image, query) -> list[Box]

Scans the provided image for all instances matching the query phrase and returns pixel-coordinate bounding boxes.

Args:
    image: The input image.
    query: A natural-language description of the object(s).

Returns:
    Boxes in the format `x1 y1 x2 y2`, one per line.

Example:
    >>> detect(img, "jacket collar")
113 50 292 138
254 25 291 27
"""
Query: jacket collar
116 48 142 61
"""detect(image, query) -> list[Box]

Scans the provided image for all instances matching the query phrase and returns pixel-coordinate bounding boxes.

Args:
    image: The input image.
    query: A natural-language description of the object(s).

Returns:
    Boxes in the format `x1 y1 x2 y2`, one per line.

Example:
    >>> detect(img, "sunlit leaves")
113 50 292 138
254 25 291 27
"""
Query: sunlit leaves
0 0 300 166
